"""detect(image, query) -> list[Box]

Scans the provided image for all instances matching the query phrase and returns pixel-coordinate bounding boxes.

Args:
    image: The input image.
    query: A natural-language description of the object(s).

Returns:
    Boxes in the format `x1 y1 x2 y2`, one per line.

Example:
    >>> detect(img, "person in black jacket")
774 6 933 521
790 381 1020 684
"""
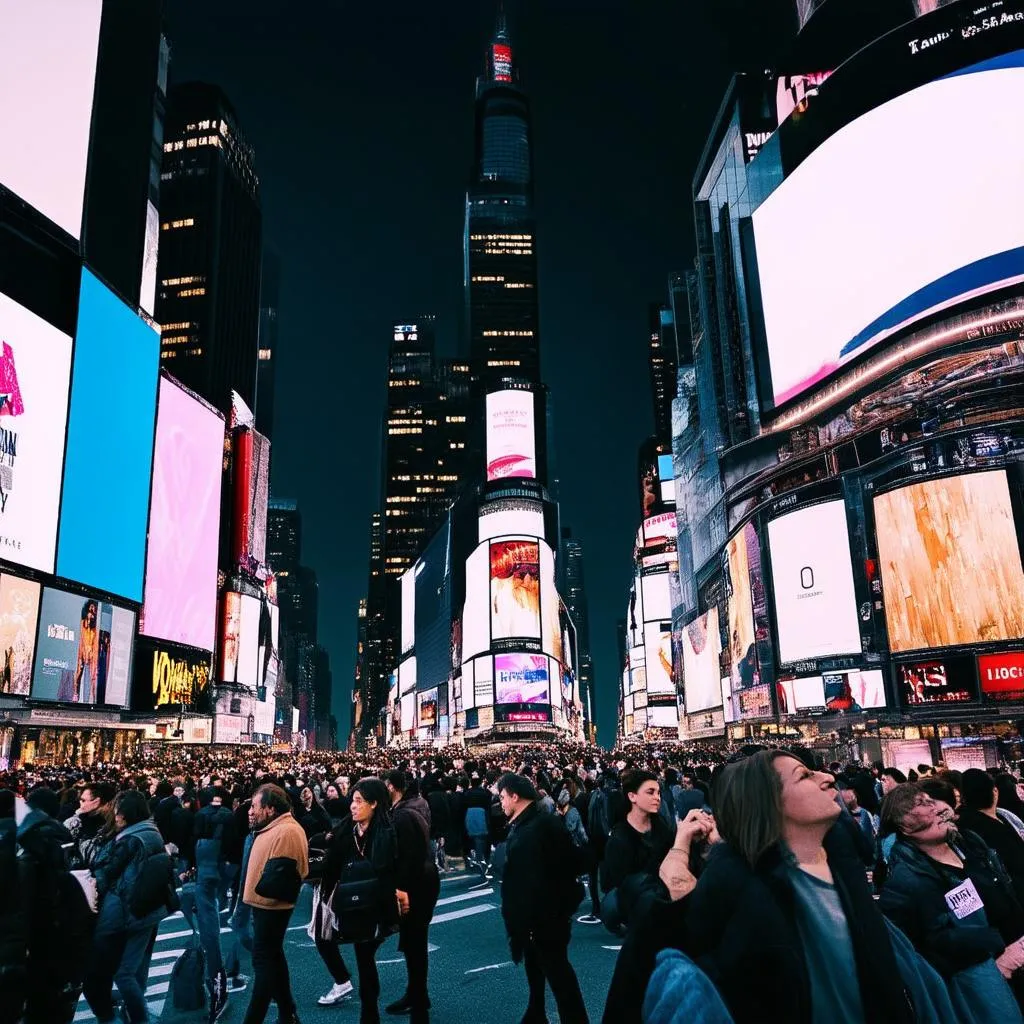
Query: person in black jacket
498 772 588 1024
957 768 1024 906
384 771 440 1024
315 778 399 1024
425 785 450 872
0 792 28 1024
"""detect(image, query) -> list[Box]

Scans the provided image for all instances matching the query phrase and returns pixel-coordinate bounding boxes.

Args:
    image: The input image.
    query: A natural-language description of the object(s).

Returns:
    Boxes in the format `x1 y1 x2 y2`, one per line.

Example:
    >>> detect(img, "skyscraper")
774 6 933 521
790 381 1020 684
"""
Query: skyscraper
256 251 280 443
155 82 262 416
562 528 596 741
648 303 678 445
465 12 540 394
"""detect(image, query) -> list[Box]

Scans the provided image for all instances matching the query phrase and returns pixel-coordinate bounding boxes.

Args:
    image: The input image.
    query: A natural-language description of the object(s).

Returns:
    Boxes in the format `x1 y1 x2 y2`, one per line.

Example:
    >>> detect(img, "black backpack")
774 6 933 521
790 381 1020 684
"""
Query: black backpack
169 931 206 1012
129 840 179 919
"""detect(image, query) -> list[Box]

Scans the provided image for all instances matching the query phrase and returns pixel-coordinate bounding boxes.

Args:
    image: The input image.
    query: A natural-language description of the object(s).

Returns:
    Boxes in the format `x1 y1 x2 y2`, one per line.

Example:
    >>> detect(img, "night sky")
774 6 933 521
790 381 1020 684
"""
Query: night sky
165 0 789 746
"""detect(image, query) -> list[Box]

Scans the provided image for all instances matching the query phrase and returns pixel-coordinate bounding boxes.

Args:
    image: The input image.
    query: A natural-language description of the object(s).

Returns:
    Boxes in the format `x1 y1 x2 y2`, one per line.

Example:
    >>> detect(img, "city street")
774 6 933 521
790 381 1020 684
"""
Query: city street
75 871 615 1024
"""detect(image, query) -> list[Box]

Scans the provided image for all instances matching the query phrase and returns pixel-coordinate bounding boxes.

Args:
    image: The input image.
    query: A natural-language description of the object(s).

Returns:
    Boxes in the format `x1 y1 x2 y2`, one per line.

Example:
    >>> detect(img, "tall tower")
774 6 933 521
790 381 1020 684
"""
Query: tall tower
648 303 678 446
155 82 262 417
464 11 540 393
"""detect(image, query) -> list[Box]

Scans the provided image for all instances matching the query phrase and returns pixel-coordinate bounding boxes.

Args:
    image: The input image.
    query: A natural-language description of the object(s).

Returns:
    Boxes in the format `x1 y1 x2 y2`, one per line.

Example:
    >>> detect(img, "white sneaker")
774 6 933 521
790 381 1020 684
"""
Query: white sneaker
318 981 355 1006
577 914 601 924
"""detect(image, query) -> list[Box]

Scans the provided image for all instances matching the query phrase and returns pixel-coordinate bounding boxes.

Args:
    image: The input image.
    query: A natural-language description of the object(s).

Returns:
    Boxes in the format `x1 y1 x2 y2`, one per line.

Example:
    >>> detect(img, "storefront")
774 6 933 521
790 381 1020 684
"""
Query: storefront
3 708 146 766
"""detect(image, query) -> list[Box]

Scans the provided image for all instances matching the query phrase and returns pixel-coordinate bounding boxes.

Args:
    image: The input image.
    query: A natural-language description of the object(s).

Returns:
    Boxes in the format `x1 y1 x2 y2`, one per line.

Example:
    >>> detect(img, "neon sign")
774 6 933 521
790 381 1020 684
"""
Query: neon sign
493 44 512 82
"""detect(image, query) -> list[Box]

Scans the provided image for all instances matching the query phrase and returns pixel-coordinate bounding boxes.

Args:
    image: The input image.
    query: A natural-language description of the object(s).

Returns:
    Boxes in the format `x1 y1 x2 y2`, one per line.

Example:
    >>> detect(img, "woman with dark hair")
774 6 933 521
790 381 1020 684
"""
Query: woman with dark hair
997 774 1024 825
313 777 398 1023
83 790 175 1024
298 785 332 839
878 782 1024 1018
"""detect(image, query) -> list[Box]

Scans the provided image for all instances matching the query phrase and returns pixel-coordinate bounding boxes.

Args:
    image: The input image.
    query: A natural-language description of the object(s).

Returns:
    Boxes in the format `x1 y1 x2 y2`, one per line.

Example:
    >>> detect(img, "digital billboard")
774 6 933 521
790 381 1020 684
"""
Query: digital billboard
898 655 977 706
0 2 103 238
0 575 39 696
767 501 862 664
462 544 490 661
683 607 723 713
491 540 541 640
32 587 134 705
657 453 675 505
753 55 1024 406
221 593 241 683
978 651 1024 701
486 389 536 481
644 513 677 546
644 622 674 694
824 669 886 712
142 378 224 652
58 270 160 602
419 688 438 728
401 566 416 655
0 293 73 573
133 640 212 713
540 542 561 661
776 676 827 715
642 571 672 624
478 504 545 543
232 427 271 568
495 652 549 704
874 471 1024 653
238 594 261 688
726 524 760 692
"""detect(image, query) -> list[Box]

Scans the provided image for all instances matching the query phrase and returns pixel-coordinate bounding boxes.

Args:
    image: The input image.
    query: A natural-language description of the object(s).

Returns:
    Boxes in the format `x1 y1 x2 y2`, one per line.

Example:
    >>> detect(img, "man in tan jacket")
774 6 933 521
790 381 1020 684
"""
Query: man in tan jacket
241 783 308 1024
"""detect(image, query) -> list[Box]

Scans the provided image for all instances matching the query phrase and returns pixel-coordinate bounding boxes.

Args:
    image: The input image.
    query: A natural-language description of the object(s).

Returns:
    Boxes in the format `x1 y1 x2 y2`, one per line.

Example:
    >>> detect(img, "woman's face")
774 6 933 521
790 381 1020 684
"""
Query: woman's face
774 757 841 828
350 789 375 824
901 793 954 844
630 780 662 816
114 809 126 831
881 774 900 795
326 784 339 801
300 787 312 806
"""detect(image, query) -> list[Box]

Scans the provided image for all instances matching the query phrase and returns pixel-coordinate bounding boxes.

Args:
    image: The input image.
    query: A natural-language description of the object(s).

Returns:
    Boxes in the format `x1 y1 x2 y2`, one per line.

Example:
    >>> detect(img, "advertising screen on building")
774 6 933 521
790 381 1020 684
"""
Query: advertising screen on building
491 540 541 640
495 652 549 705
142 378 223 652
777 675 827 715
462 544 490 661
486 390 536 481
237 595 261 688
0 293 73 573
824 669 887 712
133 640 212 714
875 471 1024 653
540 542 561 662
233 427 271 568
0 1 103 238
767 501 862 664
978 651 1024 701
898 655 977 706
58 270 160 602
642 571 672 624
644 513 677 546
644 622 674 694
419 688 438 727
478 503 545 543
401 566 416 655
0 575 39 696
683 607 723 714
32 587 134 705
657 454 675 505
753 54 1024 406
726 523 761 694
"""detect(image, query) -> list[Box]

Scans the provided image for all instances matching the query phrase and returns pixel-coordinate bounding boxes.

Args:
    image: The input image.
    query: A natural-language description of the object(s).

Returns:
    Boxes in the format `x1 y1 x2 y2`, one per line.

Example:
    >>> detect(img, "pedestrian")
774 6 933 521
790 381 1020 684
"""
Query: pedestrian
497 772 589 1024
314 777 399 1023
84 790 176 1024
240 783 308 1024
956 768 1024 905
384 770 440 1023
63 781 115 868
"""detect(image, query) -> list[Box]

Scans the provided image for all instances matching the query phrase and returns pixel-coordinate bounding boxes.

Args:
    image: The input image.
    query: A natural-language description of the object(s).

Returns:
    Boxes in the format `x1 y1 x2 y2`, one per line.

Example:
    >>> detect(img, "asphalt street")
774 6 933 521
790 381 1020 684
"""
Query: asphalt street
76 871 618 1024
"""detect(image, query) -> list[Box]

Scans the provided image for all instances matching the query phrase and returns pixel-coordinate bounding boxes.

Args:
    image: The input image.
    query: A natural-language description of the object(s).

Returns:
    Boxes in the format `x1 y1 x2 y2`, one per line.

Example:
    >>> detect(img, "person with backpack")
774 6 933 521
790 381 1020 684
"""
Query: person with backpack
584 769 623 925
84 790 176 1024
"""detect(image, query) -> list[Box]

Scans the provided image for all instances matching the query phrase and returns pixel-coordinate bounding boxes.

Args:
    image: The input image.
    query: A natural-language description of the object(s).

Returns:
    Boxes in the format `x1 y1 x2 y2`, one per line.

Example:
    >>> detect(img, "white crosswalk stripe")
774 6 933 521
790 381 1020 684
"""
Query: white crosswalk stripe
73 876 494 1022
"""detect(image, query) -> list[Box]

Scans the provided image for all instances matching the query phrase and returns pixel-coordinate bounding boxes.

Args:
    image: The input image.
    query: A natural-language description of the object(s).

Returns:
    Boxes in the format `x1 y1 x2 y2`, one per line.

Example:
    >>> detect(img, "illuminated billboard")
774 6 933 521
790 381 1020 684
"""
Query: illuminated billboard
32 587 134 705
898 655 977 706
233 428 271 568
0 292 73 573
979 652 1024 702
642 571 672 624
682 607 723 714
58 270 160 601
401 566 416 655
142 378 224 652
823 669 887 712
540 542 561 661
657 453 675 505
419 688 438 727
644 622 674 695
753 54 1024 406
491 539 541 639
0 1 103 238
221 593 241 683
0 575 39 696
478 503 545 543
767 501 862 664
726 523 760 690
495 652 549 704
462 544 490 660
643 513 677 546
132 639 212 714
777 676 827 715
238 594 261 687
486 390 536 481
875 471 1024 653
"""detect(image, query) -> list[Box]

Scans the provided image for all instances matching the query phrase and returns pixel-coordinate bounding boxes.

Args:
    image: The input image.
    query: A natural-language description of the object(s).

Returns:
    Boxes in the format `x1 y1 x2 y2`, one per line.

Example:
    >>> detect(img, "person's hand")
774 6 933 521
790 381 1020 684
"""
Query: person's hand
675 809 713 851
997 938 1024 978
396 890 411 916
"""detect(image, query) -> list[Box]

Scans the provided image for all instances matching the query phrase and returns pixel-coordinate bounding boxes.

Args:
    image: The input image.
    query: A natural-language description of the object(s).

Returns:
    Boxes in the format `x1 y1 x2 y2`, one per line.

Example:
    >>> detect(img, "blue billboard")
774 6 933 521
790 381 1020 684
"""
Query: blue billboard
57 270 159 602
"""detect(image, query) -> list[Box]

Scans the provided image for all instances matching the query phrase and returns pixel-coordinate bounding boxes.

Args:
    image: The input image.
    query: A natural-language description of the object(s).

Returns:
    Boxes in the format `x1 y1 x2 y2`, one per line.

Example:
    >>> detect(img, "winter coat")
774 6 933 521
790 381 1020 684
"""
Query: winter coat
63 808 107 867
320 815 400 935
956 809 1024 908
601 816 674 897
426 790 450 840
92 820 169 935
242 811 309 911
193 804 234 879
878 829 1023 978
0 818 28 1015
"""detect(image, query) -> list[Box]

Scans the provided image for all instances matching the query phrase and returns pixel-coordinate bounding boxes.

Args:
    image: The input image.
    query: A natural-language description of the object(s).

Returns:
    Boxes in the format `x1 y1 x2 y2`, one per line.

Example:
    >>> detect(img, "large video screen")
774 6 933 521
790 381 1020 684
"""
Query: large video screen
491 539 541 640
478 503 545 543
238 594 262 688
221 593 241 683
753 54 1024 406
32 587 134 706
0 2 103 238
58 270 160 602
726 523 760 691
133 640 213 714
644 622 674 695
233 427 271 567
0 575 40 696
875 471 1024 652
898 655 977 706
0 293 73 574
540 542 561 662
486 389 536 481
461 544 490 661
495 652 550 704
401 566 416 655
767 501 862 664
824 669 887 712
683 607 723 713
142 378 224 652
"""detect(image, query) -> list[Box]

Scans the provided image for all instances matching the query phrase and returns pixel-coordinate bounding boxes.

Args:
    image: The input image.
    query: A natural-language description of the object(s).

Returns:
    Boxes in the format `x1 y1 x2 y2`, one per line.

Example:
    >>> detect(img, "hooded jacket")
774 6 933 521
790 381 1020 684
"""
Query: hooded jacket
92 819 169 933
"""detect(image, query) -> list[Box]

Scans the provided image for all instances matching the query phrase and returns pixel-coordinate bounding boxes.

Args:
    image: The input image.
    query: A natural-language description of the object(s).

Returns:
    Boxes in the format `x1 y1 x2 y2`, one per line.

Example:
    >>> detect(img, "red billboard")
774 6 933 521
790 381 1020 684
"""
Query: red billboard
978 652 1024 699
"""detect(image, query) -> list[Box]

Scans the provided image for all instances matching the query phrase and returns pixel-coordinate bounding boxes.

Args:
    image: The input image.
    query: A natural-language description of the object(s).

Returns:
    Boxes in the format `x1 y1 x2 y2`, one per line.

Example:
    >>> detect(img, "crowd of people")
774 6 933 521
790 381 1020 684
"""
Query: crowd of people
3 740 1024 1024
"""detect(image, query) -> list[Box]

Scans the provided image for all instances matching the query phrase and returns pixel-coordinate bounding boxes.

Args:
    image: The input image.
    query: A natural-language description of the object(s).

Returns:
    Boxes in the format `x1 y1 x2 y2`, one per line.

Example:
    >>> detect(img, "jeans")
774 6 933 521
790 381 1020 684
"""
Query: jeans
83 925 159 1024
194 874 224 981
471 835 490 877
521 918 588 1024
242 907 295 1024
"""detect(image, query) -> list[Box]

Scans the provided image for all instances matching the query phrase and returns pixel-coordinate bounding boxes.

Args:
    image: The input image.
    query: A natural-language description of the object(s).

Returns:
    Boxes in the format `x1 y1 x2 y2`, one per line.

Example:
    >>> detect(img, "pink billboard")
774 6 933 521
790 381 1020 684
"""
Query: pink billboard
141 377 225 651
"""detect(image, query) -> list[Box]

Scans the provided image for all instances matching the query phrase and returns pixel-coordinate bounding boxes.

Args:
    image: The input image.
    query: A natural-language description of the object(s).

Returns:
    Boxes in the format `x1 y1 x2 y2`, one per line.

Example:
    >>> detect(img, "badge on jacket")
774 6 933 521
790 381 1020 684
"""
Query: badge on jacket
944 878 984 920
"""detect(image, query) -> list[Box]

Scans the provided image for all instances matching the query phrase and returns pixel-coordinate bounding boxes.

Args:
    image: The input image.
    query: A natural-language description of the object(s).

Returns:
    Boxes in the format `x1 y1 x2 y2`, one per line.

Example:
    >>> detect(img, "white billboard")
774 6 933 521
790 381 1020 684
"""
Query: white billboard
641 571 672 623
462 544 490 660
753 58 1024 406
767 501 862 664
0 293 73 572
478 505 545 543
644 622 674 694
238 594 262 688
401 566 416 655
486 389 536 481
540 541 561 662
683 607 723 714
0 1 103 238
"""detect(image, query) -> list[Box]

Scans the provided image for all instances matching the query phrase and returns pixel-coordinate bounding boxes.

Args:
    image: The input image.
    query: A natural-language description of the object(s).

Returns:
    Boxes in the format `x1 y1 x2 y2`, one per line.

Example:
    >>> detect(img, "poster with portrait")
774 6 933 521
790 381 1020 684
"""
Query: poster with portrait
490 539 541 640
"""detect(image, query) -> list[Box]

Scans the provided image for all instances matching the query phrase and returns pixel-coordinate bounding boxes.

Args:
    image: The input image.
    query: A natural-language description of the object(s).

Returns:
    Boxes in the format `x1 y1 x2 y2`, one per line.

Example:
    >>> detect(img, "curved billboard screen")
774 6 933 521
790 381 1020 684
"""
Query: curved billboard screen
486 389 536 481
490 539 540 640
682 607 723 714
753 52 1024 407
874 470 1024 652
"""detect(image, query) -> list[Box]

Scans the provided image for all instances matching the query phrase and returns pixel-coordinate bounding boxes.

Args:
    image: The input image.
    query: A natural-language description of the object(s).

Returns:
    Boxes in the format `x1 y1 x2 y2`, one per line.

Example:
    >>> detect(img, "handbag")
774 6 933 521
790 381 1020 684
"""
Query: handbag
331 858 381 944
